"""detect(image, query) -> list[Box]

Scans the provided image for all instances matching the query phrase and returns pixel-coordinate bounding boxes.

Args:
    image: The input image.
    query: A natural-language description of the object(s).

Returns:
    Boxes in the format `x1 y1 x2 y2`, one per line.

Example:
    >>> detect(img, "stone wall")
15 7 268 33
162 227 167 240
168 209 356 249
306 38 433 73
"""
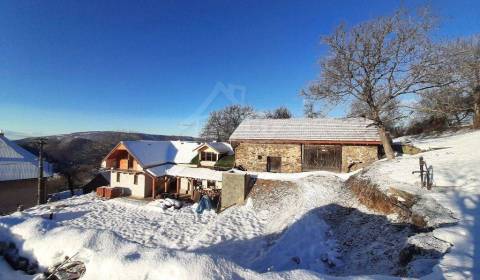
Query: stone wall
341 145 379 172
234 143 302 173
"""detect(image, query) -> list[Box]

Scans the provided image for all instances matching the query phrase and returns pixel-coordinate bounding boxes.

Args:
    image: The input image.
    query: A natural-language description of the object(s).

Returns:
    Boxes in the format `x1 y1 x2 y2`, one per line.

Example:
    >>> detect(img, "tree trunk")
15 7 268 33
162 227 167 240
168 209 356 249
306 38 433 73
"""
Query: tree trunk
474 86 480 129
378 126 395 159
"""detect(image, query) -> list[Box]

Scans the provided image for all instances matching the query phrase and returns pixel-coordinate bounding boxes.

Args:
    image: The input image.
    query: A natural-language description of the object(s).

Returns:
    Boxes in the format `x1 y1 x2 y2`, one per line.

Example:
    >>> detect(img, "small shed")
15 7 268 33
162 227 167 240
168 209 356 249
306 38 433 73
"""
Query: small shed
0 133 53 214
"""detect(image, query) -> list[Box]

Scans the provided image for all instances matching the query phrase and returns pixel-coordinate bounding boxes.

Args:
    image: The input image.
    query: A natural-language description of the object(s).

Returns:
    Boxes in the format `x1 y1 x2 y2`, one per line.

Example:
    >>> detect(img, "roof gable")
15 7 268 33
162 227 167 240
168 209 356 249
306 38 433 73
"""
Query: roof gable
229 118 381 143
118 140 200 168
194 142 234 155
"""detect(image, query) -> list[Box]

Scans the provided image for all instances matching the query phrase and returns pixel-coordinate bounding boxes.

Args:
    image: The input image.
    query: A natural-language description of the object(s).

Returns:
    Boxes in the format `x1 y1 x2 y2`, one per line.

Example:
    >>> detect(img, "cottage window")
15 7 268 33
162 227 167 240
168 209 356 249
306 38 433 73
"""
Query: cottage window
116 172 121 182
201 152 217 161
134 174 138 185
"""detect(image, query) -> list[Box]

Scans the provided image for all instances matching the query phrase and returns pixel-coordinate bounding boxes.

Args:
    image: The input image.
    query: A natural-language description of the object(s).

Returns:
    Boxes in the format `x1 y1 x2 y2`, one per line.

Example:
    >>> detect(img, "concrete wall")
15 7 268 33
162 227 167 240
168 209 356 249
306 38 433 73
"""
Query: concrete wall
234 143 302 173
0 179 37 215
220 172 248 209
341 145 379 172
110 171 152 198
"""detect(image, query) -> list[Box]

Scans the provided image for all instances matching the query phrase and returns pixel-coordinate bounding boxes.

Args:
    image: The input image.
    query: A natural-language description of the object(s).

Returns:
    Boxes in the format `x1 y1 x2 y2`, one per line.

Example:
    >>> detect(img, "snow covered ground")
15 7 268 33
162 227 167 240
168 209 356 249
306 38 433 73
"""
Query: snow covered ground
0 129 479 279
362 129 480 279
0 173 363 280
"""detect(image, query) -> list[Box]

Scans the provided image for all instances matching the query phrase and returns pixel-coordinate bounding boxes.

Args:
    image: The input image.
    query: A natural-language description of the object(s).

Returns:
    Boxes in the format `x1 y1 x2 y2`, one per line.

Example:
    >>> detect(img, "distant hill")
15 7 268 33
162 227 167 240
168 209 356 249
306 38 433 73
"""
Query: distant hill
16 131 198 186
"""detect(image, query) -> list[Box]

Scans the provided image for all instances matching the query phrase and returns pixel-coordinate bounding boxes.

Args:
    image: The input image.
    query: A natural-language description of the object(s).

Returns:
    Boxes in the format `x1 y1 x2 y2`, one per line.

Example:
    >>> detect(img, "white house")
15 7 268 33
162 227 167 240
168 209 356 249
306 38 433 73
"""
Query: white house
101 140 225 199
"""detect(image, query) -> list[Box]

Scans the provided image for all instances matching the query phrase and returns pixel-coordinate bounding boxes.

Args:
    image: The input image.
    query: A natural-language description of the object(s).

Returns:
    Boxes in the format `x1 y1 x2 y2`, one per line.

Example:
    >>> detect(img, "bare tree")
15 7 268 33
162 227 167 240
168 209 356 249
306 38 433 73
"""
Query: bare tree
347 98 403 132
200 105 256 142
265 106 293 119
413 36 480 129
302 8 443 159
443 37 479 128
417 87 473 126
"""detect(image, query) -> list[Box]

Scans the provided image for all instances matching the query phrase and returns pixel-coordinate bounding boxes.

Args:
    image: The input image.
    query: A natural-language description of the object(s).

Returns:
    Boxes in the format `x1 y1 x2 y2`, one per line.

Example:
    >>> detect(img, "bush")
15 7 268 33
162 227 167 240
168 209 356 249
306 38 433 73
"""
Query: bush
214 155 235 170
404 117 450 136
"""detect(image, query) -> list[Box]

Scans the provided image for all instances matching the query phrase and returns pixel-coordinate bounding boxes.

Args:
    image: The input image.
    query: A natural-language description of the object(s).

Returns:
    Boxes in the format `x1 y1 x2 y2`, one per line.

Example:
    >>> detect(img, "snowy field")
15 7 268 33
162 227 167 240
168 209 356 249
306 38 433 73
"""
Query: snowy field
1 130 479 279
363 129 480 279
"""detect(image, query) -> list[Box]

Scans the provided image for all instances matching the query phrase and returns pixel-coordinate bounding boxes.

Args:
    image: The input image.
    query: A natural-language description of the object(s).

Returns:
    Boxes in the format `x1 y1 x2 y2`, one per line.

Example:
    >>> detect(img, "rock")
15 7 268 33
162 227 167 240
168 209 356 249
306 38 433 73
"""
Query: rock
399 233 451 267
411 198 458 228
407 233 451 255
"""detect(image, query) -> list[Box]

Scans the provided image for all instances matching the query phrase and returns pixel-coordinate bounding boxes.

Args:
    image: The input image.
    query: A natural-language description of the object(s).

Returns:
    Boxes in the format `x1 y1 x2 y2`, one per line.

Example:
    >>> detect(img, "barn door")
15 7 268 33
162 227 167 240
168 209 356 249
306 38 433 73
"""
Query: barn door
302 145 342 172
267 156 282 173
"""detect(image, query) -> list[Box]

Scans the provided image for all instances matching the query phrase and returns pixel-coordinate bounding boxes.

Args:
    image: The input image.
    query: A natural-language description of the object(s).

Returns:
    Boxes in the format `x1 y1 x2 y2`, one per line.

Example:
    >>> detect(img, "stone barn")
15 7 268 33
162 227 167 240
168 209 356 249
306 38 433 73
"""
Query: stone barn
229 118 382 173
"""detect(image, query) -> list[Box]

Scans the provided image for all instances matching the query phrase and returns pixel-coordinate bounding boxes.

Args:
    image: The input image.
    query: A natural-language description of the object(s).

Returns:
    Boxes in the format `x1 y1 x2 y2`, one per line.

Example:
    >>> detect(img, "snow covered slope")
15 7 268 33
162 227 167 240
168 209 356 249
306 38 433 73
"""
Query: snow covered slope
362 129 480 279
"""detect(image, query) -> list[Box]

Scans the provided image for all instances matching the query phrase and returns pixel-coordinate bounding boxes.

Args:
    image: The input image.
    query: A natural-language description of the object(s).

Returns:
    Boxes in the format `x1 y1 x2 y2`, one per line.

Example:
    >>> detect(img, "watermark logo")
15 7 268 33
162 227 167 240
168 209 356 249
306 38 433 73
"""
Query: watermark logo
177 82 247 137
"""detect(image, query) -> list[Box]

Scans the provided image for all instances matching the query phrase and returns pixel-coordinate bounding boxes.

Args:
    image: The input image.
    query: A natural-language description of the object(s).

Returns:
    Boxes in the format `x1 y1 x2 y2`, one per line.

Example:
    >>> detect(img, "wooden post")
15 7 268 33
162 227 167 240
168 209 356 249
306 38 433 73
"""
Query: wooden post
164 176 168 193
176 177 181 195
37 138 47 205
419 156 425 188
191 179 196 200
152 177 156 199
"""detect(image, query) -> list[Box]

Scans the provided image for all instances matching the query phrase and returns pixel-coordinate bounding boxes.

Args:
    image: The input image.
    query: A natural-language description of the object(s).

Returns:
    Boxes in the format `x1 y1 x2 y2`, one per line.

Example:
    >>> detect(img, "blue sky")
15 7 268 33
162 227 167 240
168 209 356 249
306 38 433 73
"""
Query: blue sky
0 0 478 139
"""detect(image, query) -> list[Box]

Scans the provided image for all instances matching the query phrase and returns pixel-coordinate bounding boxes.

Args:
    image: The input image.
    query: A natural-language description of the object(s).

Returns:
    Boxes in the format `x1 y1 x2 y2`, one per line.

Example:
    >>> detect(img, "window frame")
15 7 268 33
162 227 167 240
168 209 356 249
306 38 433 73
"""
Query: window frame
201 151 217 162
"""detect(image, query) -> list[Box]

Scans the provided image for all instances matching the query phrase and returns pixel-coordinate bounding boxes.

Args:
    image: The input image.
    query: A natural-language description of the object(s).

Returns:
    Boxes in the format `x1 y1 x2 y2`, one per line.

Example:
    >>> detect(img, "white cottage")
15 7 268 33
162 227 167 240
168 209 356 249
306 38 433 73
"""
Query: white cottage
101 140 225 199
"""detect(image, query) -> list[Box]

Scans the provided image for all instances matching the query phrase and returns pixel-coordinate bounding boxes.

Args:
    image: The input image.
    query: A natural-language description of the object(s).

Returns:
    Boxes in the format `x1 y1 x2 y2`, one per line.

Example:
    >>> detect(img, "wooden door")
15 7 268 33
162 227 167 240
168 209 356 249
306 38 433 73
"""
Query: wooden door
267 156 282 173
302 145 342 172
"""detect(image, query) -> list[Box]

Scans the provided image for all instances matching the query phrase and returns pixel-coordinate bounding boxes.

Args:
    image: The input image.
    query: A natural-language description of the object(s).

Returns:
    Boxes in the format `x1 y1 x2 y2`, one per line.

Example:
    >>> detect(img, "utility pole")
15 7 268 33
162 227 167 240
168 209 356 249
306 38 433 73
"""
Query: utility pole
37 138 47 205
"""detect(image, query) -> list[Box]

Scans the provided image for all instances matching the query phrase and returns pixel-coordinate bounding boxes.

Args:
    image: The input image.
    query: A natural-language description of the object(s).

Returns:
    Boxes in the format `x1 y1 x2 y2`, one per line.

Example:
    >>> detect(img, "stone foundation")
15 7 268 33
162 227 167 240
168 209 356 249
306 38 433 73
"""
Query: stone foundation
234 143 302 173
341 145 379 172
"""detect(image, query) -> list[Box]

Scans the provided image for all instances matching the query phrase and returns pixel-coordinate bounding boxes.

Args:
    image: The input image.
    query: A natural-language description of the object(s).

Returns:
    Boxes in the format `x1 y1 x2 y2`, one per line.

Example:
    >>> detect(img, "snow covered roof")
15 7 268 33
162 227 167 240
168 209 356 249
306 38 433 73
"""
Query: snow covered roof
121 140 200 168
0 134 53 182
147 164 224 181
194 142 234 155
230 118 381 143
